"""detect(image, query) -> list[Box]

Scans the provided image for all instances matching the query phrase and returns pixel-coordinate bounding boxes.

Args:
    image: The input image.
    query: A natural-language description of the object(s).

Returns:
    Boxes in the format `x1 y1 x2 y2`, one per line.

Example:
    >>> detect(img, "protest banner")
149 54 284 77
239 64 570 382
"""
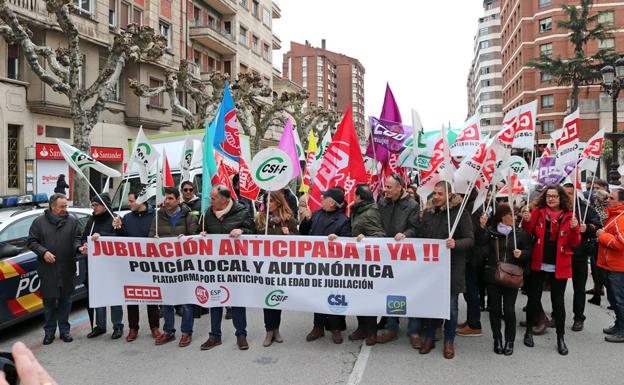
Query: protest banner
88 235 450 319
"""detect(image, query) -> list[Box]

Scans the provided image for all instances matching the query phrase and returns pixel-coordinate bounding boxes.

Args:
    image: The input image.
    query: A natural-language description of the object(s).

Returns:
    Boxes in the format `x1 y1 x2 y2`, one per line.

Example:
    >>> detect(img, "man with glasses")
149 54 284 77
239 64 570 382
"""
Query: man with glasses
180 181 201 216
27 193 82 345
376 173 421 347
79 193 124 340
198 184 255 351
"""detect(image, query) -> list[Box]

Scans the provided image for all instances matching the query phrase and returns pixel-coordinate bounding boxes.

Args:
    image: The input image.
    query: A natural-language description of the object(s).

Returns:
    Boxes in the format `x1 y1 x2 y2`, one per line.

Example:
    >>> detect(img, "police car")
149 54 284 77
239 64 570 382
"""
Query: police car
0 199 91 330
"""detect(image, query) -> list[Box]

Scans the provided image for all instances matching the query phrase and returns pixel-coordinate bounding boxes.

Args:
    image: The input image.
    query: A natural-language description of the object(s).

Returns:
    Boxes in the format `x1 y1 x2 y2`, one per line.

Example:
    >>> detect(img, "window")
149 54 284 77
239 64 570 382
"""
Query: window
7 125 19 189
149 78 163 106
599 11 614 25
159 21 171 49
109 0 116 26
599 38 615 50
263 43 270 61
479 66 490 75
252 1 259 18
540 42 553 57
120 2 130 29
239 63 248 73
540 71 553 83
479 27 489 36
541 94 554 108
239 26 248 46
480 79 491 87
0 215 38 253
7 44 19 80
110 79 122 102
224 21 232 36
480 40 490 49
208 57 215 72
252 35 259 53
539 17 552 33
78 55 86 89
45 126 71 139
132 7 143 26
317 96 323 106
263 8 271 27
239 0 248 7
538 0 551 7
542 120 555 133
74 0 92 14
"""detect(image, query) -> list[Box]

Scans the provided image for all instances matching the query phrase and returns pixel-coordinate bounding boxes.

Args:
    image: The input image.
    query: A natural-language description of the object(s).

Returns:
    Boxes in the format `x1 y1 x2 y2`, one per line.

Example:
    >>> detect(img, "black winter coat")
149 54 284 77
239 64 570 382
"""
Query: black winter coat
299 209 351 237
82 211 116 243
378 194 419 237
418 198 474 295
27 210 82 298
116 205 155 238
201 201 255 235
476 224 532 285
573 200 602 262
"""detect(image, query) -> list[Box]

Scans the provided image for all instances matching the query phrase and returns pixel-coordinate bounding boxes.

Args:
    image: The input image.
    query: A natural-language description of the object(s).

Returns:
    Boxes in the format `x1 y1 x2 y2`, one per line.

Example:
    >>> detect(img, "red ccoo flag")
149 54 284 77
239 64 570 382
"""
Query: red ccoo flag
309 105 367 212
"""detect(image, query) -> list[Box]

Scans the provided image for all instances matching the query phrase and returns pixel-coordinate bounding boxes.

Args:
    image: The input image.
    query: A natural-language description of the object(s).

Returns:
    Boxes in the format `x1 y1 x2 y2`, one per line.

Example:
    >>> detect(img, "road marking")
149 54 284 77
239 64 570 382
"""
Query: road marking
346 342 372 385
28 314 91 351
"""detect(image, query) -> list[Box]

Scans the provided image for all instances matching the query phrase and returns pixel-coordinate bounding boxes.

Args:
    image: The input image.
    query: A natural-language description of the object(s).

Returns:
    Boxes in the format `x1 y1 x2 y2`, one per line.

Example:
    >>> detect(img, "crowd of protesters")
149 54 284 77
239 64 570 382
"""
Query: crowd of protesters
26 174 624 359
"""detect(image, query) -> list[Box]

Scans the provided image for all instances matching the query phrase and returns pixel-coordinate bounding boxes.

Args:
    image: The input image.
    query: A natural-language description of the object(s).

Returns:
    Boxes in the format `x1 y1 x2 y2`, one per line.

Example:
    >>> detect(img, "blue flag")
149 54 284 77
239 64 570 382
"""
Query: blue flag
201 114 219 215
213 82 242 162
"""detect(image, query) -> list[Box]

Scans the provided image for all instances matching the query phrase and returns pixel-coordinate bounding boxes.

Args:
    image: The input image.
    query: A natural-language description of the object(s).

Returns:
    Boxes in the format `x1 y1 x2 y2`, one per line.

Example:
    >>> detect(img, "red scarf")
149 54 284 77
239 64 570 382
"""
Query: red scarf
545 208 563 241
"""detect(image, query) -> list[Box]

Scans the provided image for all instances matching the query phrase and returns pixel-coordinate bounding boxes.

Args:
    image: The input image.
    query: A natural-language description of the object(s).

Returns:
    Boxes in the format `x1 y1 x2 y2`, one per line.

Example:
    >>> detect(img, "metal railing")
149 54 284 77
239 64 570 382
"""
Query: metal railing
8 0 43 13
190 19 235 43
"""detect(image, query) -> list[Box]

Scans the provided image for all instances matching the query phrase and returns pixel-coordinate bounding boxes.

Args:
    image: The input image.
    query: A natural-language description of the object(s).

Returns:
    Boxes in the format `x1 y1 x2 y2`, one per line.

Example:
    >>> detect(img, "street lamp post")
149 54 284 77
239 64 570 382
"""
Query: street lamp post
601 57 624 186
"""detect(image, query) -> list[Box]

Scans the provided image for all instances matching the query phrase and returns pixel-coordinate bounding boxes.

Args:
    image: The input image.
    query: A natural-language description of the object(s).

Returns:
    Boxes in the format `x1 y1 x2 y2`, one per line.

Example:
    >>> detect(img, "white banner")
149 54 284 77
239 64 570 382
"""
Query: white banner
88 235 450 318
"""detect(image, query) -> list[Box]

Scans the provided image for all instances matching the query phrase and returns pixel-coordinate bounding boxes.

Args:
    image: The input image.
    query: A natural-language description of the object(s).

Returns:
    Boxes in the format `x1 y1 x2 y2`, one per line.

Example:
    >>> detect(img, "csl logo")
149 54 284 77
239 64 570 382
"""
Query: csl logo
265 289 288 307
327 293 348 314
124 285 162 300
256 156 289 182
386 295 407 315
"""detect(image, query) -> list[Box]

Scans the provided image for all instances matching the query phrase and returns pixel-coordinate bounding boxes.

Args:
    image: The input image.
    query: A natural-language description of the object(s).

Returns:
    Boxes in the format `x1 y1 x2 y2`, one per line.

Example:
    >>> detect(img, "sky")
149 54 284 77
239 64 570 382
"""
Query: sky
274 1 483 131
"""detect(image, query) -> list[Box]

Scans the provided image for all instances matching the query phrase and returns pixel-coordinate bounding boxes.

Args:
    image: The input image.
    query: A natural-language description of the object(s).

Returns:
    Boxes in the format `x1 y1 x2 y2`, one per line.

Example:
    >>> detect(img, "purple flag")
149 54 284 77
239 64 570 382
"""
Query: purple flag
366 83 403 164
366 117 413 163
538 156 565 185
278 117 301 180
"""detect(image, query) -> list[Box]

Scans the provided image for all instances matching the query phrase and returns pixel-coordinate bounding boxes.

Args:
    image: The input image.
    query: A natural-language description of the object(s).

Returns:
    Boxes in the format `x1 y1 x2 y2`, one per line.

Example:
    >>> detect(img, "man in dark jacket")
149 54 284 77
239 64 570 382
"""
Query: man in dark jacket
149 187 199 347
376 173 420 345
80 193 124 340
563 184 602 331
27 193 82 345
418 181 474 359
180 181 202 215
112 191 162 342
232 174 255 219
199 184 255 351
348 184 386 346
300 187 351 344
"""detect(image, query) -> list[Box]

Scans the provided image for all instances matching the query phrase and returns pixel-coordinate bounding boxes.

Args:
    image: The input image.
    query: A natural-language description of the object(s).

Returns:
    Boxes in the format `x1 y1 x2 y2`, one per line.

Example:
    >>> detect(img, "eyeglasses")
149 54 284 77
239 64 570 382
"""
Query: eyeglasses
90 202 102 207
182 188 193 192
546 194 560 200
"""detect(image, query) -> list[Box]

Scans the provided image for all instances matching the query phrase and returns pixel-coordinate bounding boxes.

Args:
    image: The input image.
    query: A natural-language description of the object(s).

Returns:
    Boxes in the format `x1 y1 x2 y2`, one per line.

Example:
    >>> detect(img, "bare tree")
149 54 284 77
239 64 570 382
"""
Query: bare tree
0 0 166 206
288 103 341 149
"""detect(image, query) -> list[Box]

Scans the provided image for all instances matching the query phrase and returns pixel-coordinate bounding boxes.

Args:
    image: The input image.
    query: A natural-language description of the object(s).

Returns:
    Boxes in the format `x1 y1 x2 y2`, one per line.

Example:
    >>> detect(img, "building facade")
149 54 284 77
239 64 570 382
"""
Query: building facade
467 0 504 134
0 0 281 198
500 0 624 145
282 40 365 138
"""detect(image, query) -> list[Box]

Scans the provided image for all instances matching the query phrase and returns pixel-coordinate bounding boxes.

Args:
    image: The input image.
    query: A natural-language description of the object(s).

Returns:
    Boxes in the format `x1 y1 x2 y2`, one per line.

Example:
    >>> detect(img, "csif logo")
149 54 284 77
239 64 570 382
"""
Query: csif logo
386 295 407 315
265 289 288 307
327 293 348 314
256 156 289 182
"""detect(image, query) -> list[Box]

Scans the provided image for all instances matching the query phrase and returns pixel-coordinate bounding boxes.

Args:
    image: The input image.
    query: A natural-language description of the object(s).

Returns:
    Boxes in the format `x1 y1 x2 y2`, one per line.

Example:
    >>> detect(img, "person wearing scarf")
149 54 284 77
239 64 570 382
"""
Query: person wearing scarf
521 184 581 355
476 203 531 356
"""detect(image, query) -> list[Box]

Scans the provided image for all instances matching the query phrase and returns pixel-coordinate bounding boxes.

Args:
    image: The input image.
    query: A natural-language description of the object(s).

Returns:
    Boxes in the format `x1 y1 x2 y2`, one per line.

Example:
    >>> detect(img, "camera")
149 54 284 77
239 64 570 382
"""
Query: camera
0 352 19 385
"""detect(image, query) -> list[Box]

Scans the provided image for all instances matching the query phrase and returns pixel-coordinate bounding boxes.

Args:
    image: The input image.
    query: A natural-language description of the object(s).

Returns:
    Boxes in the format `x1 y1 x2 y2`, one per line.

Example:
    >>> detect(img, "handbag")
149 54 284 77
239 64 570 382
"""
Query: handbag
492 238 524 289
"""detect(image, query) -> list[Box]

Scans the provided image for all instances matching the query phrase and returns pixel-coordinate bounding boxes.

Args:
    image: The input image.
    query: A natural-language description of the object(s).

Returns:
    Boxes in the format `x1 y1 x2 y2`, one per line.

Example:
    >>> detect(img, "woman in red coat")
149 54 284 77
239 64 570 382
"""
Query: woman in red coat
521 184 580 355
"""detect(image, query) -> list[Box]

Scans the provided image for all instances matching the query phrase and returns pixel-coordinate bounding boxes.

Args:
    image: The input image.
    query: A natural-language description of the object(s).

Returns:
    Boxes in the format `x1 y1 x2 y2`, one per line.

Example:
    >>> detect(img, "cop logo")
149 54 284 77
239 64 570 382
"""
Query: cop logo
265 289 288 307
386 295 407 315
327 293 348 314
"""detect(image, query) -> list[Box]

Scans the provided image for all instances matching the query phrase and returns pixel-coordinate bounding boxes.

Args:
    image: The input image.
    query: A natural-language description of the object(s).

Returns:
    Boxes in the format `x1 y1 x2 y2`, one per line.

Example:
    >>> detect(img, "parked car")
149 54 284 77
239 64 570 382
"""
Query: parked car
0 207 91 330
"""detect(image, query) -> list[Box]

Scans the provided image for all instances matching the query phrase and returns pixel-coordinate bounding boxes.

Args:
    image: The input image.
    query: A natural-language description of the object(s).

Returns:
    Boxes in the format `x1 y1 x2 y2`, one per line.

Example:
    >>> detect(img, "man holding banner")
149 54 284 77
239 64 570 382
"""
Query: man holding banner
199 185 255 351
150 187 199 348
418 182 474 359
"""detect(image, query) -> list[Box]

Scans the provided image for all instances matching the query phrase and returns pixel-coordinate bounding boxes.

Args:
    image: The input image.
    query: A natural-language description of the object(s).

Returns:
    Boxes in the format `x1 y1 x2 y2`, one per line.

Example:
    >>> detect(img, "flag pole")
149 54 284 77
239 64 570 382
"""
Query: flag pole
75 168 116 219
450 178 476 238
507 171 518 250
445 182 451 237
265 192 271 235
583 173 597 223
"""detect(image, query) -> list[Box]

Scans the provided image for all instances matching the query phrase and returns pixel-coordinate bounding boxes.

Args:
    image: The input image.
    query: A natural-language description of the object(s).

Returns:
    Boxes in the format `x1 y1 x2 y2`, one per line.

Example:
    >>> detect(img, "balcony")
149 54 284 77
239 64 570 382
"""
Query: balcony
186 61 201 79
272 33 281 50
204 0 237 16
189 21 237 55
272 1 281 19
7 0 48 23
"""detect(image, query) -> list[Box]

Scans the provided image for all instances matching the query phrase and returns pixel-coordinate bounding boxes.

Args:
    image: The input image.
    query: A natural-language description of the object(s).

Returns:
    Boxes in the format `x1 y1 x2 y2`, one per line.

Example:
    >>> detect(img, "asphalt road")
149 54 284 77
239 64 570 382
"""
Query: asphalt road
1 284 622 385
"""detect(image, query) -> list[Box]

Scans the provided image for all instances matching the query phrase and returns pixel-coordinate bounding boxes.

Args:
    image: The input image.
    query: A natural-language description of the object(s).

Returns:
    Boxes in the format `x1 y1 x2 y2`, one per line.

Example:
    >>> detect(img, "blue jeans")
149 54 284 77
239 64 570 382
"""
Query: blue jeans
210 307 246 339
607 271 624 335
162 305 194 336
95 306 123 331
464 263 482 329
43 297 72 336
424 294 459 343
408 318 422 336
